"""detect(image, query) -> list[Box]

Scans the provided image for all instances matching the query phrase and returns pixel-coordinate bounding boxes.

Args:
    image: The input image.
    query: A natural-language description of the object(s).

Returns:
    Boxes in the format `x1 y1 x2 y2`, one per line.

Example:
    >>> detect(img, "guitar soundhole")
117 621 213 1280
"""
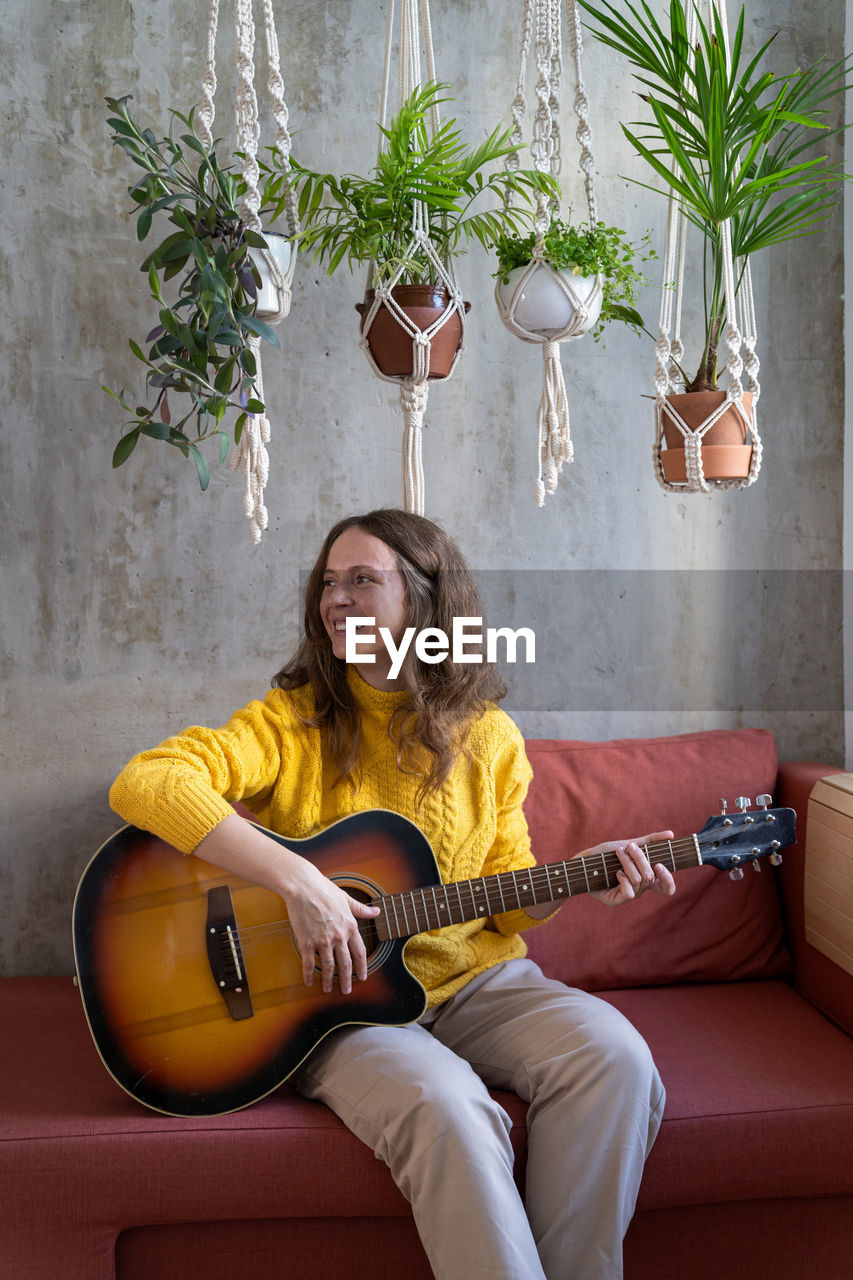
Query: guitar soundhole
329 876 393 977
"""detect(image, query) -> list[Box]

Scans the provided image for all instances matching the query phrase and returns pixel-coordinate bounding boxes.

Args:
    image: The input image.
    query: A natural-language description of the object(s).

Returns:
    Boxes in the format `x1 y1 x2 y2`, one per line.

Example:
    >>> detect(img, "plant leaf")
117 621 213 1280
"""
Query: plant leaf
112 429 140 468
187 443 210 490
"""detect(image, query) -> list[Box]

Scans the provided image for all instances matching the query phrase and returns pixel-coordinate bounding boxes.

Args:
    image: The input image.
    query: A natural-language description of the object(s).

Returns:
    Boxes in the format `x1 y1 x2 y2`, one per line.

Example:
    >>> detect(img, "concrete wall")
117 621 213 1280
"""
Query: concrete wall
1 0 846 974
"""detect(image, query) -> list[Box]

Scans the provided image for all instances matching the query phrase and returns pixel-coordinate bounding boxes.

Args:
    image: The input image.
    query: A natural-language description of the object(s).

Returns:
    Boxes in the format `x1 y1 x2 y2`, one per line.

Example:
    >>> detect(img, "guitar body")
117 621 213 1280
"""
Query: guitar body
73 811 434 1116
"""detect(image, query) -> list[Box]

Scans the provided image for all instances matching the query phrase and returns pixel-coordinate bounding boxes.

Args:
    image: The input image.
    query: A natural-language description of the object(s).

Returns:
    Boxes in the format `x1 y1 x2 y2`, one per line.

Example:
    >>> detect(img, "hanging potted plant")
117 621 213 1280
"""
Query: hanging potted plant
492 215 652 342
579 0 852 483
103 95 294 489
291 80 558 378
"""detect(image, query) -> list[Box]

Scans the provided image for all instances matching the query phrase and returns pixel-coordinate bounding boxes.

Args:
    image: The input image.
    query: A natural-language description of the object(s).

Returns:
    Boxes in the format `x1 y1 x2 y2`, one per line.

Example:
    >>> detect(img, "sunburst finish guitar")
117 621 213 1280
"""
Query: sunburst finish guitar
73 803 795 1117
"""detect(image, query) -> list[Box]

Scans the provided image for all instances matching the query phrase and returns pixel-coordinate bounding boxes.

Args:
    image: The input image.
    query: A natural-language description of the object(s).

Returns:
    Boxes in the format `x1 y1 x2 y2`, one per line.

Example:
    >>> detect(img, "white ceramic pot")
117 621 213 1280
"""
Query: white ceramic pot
496 262 603 339
250 231 293 319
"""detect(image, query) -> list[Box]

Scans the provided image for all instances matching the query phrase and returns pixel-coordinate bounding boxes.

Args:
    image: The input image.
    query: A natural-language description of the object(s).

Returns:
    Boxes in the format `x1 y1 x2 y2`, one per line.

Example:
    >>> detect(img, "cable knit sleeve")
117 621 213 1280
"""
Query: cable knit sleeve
108 688 302 854
480 713 560 938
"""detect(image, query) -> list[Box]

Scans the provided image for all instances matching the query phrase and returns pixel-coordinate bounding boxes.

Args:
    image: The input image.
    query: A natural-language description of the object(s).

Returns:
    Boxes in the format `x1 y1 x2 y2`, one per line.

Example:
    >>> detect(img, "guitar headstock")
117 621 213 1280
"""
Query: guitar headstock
697 796 797 879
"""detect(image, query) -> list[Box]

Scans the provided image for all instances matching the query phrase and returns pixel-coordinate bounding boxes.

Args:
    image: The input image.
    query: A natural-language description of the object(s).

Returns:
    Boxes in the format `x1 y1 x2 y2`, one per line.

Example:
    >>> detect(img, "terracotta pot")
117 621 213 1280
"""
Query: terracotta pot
356 285 469 379
660 390 754 482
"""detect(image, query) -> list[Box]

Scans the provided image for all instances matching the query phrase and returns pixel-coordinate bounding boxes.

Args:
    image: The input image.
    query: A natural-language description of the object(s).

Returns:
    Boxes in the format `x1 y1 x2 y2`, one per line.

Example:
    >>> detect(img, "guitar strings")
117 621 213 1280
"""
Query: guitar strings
223 835 704 959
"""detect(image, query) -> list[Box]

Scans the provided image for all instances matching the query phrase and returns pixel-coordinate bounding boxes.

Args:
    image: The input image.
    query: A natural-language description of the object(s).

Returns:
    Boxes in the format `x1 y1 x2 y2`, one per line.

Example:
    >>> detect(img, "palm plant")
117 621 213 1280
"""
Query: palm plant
104 95 287 489
292 81 559 284
579 0 852 391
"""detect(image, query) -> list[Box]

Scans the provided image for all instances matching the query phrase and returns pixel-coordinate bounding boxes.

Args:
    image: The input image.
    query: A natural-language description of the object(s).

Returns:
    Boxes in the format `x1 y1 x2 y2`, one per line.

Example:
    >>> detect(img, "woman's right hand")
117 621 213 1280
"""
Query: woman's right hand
194 813 380 995
278 850 381 993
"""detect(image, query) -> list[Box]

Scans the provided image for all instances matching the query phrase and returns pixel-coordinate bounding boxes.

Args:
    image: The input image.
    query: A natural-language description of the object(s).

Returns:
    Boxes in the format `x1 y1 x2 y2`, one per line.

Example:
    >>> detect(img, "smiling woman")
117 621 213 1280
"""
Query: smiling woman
108 507 675 1280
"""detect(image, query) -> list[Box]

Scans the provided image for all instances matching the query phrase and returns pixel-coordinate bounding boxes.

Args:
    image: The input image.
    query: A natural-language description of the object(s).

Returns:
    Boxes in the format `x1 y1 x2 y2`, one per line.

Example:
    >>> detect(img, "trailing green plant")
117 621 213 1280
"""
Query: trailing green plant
492 216 655 339
579 0 853 391
292 81 559 286
103 95 288 489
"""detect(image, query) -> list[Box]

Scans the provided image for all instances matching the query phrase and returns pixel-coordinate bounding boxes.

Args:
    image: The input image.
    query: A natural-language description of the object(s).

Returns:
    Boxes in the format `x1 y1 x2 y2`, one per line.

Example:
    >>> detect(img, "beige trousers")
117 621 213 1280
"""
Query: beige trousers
293 959 665 1280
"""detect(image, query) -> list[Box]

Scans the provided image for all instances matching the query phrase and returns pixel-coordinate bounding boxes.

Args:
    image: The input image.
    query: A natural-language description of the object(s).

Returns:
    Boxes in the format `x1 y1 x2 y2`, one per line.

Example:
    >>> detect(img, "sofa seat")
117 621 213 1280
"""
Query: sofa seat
4 971 853 1280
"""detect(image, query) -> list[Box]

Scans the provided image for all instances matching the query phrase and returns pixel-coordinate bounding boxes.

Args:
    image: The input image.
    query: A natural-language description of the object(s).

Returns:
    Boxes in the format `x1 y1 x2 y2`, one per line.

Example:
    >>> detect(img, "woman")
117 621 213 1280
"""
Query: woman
110 508 676 1280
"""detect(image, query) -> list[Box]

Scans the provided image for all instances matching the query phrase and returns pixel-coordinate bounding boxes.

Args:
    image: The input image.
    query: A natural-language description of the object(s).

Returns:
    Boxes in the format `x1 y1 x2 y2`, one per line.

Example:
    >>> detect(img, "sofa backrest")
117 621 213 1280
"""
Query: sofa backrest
522 727 791 991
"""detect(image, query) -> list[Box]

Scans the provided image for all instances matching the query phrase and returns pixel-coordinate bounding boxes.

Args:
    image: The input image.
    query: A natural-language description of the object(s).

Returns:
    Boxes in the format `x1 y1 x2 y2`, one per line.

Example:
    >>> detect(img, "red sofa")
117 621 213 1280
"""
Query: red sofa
3 727 853 1279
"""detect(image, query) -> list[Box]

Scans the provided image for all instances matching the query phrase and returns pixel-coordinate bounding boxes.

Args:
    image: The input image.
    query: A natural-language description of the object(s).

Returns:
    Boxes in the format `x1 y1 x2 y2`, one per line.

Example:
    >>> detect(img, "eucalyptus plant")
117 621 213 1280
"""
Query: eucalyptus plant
579 0 852 391
492 216 654 340
104 95 288 489
293 81 559 285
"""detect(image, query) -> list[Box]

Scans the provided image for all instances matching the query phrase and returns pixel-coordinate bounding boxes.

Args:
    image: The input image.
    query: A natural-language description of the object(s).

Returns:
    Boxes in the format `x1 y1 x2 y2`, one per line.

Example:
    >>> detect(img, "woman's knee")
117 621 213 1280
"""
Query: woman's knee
390 1060 515 1154
530 997 662 1112
594 1007 658 1083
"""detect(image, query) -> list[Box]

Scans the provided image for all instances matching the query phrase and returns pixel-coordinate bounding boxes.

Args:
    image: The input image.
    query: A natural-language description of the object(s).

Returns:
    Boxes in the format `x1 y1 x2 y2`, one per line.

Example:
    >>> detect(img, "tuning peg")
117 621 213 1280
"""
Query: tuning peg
752 860 763 873
720 798 728 815
736 797 752 813
769 852 783 867
756 794 772 810
729 867 745 881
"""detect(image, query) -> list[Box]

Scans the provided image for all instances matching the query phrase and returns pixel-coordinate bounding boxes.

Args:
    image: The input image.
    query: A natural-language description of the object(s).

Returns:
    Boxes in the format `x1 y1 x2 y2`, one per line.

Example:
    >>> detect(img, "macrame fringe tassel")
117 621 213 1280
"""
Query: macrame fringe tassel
401 377 428 516
535 341 573 506
230 419 270 544
230 335 270 543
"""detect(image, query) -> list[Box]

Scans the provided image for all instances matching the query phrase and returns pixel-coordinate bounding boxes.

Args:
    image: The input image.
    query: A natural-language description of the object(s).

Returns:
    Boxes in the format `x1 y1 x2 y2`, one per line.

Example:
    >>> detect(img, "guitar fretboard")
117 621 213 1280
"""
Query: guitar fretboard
370 835 702 942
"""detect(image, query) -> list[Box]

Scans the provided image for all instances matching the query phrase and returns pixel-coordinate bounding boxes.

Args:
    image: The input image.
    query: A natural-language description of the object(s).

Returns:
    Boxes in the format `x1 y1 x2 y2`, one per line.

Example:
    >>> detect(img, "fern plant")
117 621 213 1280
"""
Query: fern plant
293 81 559 285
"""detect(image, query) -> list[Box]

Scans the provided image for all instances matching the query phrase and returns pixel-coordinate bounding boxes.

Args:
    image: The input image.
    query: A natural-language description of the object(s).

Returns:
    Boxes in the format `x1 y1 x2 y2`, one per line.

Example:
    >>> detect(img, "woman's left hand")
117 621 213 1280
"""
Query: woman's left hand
581 831 677 907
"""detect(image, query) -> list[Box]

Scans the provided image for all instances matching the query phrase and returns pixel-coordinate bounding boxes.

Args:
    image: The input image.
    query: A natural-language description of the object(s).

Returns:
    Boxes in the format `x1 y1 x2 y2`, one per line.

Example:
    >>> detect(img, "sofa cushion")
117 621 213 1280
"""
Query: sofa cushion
523 728 789 990
604 981 853 1209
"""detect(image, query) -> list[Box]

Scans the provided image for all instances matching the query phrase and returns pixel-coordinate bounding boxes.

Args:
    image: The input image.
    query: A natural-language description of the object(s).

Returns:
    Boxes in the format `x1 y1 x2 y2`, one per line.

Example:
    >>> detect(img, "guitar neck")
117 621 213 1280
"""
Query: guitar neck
372 835 702 942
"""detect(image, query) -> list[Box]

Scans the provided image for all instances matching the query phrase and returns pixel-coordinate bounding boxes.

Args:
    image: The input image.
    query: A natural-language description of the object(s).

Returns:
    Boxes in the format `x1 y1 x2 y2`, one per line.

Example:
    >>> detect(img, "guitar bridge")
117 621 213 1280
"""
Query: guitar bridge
206 886 254 1020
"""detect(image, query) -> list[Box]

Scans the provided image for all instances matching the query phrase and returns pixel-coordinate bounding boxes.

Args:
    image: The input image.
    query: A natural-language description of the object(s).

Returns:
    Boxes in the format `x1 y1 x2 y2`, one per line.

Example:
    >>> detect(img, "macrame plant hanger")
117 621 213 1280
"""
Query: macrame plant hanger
497 0 600 506
360 0 468 516
196 0 300 542
653 0 761 492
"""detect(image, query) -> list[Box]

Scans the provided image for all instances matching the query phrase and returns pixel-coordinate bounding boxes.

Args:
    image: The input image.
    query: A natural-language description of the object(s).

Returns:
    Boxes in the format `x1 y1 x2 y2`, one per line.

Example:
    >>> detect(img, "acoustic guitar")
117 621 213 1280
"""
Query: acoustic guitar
73 802 795 1117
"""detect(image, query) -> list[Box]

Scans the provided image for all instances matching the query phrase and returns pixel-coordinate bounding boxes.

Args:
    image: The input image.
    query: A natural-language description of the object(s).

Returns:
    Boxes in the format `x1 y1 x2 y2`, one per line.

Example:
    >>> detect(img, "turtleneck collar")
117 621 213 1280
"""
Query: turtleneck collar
346 666 408 716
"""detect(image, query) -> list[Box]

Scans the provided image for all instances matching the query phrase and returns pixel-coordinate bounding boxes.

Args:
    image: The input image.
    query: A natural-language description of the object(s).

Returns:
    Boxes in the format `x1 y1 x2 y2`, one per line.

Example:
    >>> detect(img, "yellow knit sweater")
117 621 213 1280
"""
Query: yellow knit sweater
109 672 544 1006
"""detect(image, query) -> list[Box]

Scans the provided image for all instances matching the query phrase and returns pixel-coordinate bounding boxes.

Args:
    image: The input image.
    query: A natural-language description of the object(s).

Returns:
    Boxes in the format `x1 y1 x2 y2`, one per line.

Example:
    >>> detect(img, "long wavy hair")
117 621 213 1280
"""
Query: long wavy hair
273 509 506 797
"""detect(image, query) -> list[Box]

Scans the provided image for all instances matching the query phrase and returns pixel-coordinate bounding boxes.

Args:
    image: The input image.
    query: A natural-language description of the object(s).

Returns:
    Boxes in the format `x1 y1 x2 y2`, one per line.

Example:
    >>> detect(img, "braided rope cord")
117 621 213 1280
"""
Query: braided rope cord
565 0 596 225
261 0 300 257
197 0 219 150
503 0 535 191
